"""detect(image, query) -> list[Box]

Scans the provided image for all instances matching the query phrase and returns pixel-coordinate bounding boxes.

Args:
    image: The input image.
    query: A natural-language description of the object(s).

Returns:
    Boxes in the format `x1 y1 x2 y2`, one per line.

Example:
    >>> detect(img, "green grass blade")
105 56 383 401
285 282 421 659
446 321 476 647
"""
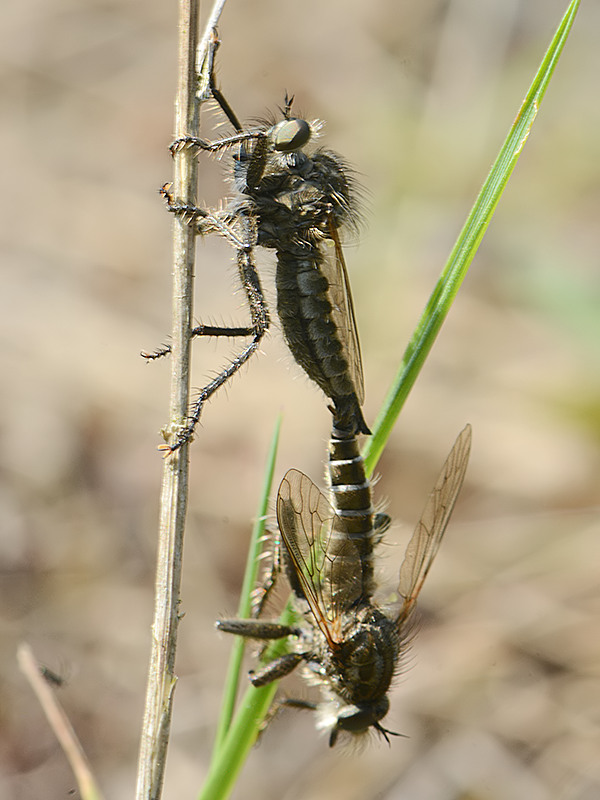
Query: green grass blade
212 415 282 753
199 604 296 800
363 0 581 477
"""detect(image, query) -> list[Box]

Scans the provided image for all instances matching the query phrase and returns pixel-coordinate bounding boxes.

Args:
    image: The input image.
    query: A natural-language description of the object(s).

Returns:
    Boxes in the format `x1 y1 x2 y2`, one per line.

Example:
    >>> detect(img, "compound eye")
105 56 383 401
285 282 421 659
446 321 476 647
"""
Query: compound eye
271 118 311 153
328 698 391 746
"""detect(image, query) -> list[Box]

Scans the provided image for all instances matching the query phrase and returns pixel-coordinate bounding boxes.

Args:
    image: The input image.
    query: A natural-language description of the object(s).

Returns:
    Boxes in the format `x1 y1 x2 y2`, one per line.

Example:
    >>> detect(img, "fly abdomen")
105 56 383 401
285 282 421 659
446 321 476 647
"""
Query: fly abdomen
327 425 376 602
329 429 372 530
276 246 369 435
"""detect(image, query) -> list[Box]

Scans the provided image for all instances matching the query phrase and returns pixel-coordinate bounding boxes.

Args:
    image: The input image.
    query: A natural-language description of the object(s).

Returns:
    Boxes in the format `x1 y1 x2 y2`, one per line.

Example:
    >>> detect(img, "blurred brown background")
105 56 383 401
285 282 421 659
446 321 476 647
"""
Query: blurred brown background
1 0 599 798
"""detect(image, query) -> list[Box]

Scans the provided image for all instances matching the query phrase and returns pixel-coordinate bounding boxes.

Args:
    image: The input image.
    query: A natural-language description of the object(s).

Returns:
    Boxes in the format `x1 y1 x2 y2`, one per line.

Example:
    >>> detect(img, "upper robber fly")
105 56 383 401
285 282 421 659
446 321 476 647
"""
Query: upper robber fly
144 35 369 452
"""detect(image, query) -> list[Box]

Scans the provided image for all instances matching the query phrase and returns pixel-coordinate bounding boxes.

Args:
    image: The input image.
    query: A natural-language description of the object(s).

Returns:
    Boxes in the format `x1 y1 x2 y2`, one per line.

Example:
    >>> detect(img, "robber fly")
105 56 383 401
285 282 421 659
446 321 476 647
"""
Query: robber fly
143 34 369 452
217 424 472 746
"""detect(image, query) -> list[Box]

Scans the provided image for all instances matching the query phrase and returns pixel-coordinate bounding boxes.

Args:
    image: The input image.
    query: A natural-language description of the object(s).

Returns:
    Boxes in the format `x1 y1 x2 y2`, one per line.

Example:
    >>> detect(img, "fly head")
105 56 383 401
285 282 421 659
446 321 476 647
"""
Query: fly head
326 695 392 747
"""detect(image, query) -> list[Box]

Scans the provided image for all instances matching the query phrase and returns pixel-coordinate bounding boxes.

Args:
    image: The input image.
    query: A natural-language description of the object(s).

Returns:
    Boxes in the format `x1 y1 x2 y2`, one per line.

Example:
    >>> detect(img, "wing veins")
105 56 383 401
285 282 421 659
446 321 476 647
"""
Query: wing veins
323 218 365 403
396 425 472 627
277 470 343 647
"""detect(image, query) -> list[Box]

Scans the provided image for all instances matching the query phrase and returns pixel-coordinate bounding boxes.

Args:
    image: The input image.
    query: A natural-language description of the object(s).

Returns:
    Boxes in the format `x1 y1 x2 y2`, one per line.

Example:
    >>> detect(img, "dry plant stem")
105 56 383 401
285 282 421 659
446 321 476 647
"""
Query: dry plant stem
17 643 105 800
134 0 197 791
135 2 226 798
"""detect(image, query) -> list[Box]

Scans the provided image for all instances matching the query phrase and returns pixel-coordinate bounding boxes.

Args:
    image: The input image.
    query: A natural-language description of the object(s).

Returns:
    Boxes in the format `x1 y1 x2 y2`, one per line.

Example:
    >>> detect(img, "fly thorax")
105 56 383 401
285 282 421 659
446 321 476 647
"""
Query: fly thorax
330 608 399 704
295 151 356 226
255 202 295 249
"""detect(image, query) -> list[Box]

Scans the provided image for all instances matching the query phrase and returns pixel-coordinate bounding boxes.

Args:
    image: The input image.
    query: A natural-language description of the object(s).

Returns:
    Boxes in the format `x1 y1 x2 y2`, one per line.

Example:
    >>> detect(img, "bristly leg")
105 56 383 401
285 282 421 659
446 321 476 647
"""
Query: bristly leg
146 184 270 453
165 244 269 454
250 526 283 620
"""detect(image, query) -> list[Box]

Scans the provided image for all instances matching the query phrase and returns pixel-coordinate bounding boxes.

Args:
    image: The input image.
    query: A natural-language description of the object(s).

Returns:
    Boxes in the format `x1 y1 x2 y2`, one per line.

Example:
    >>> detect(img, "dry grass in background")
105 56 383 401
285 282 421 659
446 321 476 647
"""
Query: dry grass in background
1 1 598 798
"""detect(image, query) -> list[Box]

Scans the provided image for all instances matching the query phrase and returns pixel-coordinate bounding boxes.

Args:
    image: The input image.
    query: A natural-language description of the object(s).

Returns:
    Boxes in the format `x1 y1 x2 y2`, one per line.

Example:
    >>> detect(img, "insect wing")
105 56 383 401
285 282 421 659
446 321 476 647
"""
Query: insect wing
396 425 472 627
323 219 365 404
277 469 362 647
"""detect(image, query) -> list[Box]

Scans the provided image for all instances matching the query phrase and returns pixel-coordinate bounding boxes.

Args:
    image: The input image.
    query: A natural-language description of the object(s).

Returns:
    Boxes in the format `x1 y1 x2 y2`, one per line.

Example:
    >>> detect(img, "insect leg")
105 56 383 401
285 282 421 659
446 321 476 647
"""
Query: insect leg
208 74 243 135
141 324 257 361
216 619 298 639
170 36 266 157
170 130 265 156
167 226 270 452
250 526 283 619
279 698 317 712
146 187 271 451
215 617 306 686
142 194 260 359
196 29 244 135
250 653 304 686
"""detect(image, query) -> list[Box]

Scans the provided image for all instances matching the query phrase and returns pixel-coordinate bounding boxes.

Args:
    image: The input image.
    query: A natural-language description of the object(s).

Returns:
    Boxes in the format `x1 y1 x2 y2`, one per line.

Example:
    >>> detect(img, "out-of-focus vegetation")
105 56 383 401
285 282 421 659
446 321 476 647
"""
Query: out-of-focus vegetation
1 1 597 798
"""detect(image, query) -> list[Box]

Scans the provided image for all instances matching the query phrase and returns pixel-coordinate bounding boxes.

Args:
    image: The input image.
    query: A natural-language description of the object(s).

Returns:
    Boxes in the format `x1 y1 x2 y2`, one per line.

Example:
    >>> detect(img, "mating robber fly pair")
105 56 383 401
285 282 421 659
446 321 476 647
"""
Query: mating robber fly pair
144 33 471 746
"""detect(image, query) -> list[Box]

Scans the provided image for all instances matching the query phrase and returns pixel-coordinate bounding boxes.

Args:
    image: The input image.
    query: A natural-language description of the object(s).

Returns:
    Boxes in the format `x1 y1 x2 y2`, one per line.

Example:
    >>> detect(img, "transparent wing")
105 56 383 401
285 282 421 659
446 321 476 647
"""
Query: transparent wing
322 218 365 404
276 469 362 648
396 425 472 628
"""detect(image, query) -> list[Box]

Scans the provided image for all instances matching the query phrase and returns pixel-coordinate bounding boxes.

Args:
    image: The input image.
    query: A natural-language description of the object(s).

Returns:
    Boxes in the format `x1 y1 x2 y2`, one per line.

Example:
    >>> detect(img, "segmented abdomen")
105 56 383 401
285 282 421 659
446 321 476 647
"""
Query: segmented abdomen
276 246 369 436
327 424 376 603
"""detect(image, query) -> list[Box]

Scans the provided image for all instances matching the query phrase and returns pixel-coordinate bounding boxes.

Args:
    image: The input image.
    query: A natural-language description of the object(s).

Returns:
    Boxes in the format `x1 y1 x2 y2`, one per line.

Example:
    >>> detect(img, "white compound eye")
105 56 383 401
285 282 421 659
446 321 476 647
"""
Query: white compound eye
271 118 311 153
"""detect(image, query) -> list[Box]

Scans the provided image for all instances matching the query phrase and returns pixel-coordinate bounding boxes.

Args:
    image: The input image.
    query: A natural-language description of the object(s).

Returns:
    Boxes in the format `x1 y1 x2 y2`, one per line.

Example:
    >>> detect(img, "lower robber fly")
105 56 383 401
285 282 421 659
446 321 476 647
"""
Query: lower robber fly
143 34 369 452
217 424 472 746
